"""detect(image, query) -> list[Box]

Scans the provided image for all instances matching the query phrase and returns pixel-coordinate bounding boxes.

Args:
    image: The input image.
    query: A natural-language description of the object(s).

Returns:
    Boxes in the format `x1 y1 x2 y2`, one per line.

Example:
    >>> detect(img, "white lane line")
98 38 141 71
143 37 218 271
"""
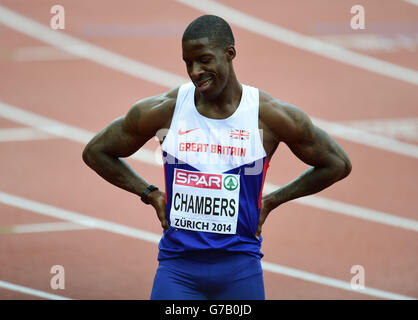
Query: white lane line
0 191 161 244
341 117 418 142
176 0 418 86
13 46 78 61
0 102 157 165
404 0 418 6
311 118 418 158
0 5 417 159
0 191 414 300
0 221 91 234
315 33 418 53
0 127 55 142
1 101 417 232
0 5 185 89
262 184 418 233
0 280 72 300
260 262 414 300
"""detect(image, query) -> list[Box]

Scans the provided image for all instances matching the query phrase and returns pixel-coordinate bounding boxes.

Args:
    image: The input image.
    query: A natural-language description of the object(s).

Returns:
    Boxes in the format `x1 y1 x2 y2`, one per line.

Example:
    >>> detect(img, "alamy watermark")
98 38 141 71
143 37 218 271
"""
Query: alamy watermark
350 5 366 30
50 5 65 30
350 264 365 290
50 265 65 290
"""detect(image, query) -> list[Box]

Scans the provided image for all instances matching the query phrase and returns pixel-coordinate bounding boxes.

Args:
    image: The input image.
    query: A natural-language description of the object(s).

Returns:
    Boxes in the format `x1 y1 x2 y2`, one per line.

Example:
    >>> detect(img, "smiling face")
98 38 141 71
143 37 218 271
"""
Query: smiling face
182 37 235 100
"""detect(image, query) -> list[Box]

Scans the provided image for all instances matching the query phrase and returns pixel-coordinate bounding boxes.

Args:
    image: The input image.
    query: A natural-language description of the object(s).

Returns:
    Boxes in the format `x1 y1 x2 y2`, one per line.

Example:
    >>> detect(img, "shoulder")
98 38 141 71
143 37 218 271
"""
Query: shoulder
124 86 180 136
259 90 314 143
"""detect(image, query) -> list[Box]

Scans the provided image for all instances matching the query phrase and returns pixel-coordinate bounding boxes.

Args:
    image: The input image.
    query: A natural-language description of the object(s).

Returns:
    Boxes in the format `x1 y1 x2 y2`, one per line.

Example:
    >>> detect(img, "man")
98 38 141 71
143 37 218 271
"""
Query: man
82 15 351 300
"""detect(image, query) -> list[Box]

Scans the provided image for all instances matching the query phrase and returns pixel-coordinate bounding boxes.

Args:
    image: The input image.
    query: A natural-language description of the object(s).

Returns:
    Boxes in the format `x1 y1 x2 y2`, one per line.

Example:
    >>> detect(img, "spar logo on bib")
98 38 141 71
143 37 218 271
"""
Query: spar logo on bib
223 175 239 191
174 169 222 189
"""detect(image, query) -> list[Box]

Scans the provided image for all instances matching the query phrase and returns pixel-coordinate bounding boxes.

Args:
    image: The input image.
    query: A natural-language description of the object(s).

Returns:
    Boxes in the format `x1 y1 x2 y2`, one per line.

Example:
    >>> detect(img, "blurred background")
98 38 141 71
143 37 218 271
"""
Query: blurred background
0 0 417 299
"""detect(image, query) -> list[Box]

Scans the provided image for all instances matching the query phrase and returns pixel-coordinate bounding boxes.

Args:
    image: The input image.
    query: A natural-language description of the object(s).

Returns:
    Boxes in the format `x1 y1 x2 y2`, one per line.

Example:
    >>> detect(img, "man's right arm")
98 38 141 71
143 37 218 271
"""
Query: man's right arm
82 89 177 228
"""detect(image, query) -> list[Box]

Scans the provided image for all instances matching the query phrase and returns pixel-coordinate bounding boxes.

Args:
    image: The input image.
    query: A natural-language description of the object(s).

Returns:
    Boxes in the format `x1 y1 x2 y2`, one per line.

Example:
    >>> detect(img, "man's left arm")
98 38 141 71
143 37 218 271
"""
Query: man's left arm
256 96 352 237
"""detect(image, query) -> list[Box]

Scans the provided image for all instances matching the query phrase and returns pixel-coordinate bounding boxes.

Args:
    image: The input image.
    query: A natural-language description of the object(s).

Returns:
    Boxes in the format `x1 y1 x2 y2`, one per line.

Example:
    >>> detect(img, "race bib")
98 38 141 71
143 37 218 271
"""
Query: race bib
170 168 240 234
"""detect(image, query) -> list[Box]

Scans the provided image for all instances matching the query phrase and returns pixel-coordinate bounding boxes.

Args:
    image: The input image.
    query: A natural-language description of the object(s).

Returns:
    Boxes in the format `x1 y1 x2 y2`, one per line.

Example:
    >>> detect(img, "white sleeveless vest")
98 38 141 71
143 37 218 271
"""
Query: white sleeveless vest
158 82 268 260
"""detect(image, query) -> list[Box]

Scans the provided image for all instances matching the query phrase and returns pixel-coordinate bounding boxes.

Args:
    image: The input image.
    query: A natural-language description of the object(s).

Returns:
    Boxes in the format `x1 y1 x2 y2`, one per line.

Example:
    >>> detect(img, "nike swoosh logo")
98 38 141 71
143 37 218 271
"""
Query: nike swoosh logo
178 128 199 135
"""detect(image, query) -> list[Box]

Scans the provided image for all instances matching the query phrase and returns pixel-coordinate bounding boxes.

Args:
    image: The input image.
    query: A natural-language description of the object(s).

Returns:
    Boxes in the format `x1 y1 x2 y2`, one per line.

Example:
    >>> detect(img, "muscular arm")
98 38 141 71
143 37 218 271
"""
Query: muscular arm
260 92 352 212
82 89 177 199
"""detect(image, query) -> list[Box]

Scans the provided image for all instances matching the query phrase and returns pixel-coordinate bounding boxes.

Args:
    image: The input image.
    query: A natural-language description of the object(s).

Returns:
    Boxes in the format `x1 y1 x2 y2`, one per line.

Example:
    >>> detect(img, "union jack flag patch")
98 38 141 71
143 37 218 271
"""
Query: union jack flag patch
230 129 250 140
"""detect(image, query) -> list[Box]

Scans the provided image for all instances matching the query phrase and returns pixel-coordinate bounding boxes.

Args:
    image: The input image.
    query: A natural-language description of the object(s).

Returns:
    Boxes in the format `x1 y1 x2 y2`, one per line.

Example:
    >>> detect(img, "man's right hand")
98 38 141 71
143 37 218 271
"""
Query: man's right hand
147 190 169 231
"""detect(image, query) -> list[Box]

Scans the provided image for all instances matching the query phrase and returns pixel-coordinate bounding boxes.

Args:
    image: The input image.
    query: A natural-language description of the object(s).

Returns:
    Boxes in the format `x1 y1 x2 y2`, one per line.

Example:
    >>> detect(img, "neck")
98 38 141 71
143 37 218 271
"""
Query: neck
196 71 242 110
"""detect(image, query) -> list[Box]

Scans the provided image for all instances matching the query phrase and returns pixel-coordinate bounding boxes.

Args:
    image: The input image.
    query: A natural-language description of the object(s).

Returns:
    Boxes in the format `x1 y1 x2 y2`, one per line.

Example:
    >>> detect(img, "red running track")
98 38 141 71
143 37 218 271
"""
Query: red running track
0 0 417 299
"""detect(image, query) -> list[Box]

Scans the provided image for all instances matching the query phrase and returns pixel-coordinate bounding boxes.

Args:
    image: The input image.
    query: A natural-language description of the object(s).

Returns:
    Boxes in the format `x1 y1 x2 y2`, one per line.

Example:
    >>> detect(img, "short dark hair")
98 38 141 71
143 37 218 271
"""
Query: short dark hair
182 15 235 48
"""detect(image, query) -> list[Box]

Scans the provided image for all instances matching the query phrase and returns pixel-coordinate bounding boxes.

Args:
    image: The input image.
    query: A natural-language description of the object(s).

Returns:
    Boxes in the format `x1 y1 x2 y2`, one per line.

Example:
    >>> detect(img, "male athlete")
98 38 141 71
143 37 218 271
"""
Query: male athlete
82 15 352 300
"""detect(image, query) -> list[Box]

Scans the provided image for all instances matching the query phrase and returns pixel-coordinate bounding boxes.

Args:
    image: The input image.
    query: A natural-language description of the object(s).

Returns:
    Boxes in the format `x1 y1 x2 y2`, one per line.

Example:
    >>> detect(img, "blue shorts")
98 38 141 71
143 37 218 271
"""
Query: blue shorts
150 251 265 300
